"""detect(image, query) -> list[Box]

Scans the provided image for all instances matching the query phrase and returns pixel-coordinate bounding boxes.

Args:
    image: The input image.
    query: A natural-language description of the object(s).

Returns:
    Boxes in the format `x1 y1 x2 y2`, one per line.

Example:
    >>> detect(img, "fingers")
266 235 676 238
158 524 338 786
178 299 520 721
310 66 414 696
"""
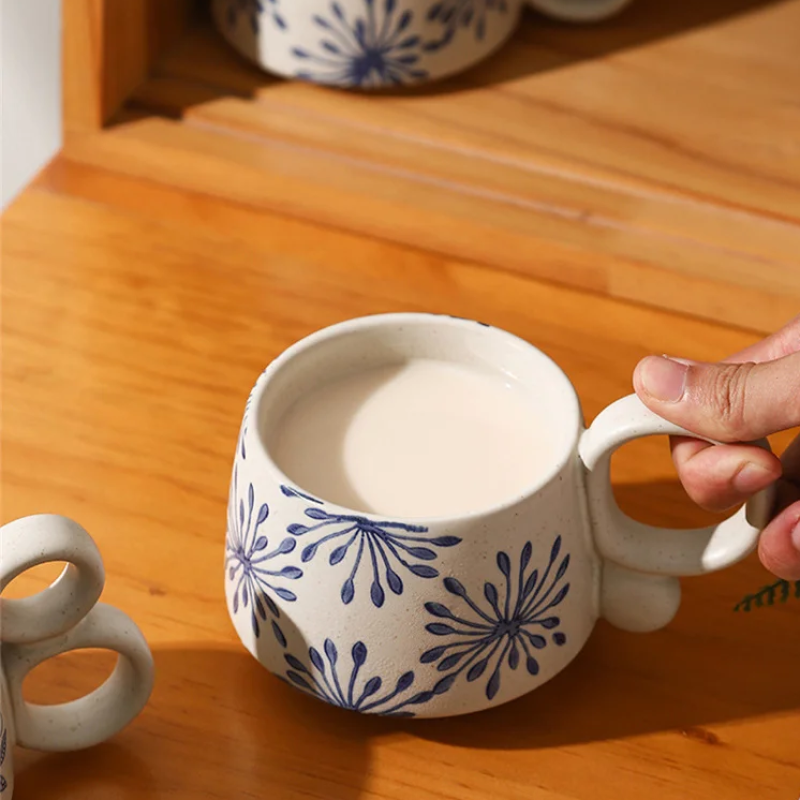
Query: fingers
774 434 800 515
759 435 800 578
633 351 800 442
758 499 800 580
670 436 782 512
781 431 800 479
632 315 800 581
725 313 800 364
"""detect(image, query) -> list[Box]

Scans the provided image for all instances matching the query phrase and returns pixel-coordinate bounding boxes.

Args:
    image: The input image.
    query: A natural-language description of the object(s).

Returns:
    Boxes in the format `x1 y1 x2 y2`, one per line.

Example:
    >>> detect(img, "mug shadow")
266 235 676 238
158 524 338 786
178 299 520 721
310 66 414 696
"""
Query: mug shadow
412 0 786 94
13 479 798 797
13 643 374 799
407 479 800 749
14 742 157 800
213 480 798 758
162 0 787 108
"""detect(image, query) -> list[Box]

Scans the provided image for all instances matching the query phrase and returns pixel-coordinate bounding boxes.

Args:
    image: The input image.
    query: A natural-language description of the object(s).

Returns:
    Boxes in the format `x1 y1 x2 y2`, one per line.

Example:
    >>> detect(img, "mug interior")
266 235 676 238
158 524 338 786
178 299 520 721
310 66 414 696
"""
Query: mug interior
252 313 582 519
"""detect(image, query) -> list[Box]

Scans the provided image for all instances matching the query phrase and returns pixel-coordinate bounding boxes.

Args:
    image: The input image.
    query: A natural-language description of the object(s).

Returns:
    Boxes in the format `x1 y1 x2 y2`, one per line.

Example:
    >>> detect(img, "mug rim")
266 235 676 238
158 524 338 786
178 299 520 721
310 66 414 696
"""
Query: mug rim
247 312 583 523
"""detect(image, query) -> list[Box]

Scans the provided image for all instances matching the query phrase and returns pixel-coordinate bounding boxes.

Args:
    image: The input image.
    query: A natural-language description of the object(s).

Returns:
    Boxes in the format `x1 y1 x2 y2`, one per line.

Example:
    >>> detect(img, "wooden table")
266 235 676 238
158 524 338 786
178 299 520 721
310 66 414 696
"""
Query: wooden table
3 3 800 798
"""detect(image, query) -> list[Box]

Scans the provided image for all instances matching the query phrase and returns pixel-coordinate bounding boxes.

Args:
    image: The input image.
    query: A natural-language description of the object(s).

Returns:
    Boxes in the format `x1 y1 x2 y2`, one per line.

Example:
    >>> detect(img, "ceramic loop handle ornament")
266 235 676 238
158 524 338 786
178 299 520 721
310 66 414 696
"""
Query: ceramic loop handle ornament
212 0 635 90
580 394 774 633
0 515 154 798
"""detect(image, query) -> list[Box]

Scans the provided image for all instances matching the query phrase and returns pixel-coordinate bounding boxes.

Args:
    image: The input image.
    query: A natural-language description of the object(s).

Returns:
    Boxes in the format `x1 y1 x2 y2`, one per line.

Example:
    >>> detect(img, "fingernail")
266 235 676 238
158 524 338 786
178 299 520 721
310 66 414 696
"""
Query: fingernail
733 462 774 494
663 355 700 366
639 356 688 403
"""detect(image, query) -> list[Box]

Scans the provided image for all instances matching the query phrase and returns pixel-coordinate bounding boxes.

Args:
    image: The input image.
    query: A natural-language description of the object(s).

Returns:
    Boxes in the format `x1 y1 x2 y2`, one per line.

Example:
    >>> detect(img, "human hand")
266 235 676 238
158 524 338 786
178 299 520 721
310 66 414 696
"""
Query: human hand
633 315 800 580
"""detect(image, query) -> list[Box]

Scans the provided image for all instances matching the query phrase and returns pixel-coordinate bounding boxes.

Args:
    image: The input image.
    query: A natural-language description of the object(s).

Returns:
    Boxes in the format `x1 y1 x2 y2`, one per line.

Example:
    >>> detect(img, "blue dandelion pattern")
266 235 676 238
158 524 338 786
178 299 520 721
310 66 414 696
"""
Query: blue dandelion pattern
284 638 449 716
292 0 430 87
421 538 570 701
224 0 287 33
426 0 509 49
280 484 324 504
225 467 303 645
286 506 461 607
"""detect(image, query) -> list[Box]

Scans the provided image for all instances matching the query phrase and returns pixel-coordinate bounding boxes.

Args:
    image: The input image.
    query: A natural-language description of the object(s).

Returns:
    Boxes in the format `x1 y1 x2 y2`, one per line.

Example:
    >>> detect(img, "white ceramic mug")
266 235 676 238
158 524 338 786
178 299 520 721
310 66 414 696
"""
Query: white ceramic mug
211 0 633 88
225 313 774 719
0 515 155 798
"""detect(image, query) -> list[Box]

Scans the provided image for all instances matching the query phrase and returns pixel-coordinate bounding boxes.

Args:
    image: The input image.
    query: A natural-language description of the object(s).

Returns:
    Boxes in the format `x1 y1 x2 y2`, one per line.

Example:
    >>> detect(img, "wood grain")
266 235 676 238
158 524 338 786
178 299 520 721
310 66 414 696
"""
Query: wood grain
114 1 800 332
162 1 800 219
2 164 799 799
63 0 195 130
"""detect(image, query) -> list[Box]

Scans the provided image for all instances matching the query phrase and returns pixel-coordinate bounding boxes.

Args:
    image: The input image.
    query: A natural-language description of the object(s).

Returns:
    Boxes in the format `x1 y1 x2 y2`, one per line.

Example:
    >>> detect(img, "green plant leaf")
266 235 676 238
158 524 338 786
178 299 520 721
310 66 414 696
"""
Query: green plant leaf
734 579 800 612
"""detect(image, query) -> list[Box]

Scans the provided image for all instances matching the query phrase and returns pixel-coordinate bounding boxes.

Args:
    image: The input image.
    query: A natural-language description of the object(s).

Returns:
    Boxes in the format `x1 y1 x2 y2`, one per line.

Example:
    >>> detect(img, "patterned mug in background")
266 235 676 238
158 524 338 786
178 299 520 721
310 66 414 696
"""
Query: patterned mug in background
0 515 154 798
225 314 775 719
211 0 633 88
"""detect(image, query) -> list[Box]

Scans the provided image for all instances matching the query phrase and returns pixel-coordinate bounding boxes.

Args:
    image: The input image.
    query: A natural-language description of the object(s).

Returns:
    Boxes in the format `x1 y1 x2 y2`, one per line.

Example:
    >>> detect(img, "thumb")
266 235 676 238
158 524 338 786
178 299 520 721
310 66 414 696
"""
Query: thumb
633 352 800 442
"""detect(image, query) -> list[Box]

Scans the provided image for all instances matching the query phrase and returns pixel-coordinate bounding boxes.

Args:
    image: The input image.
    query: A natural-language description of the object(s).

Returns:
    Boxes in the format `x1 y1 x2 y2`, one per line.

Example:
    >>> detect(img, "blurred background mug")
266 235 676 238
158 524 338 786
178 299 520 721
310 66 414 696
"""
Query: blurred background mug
211 0 633 89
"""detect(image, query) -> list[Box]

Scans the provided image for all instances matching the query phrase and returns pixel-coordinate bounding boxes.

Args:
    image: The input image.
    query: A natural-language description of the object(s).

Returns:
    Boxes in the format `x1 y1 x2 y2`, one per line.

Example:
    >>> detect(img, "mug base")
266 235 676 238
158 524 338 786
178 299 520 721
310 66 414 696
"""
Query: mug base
226 588 596 720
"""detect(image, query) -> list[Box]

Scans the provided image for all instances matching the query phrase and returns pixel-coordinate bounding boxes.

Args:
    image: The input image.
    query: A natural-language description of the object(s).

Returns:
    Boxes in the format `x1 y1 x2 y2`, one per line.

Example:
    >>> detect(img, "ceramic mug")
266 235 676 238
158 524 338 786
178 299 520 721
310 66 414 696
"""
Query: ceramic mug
211 0 633 88
224 313 774 719
0 515 155 797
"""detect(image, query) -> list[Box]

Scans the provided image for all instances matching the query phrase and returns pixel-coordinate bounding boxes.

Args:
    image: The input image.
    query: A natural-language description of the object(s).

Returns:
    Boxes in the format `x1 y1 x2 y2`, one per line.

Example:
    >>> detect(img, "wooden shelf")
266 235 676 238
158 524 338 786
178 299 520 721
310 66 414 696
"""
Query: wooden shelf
63 0 800 334
4 3 798 798
6 167 800 800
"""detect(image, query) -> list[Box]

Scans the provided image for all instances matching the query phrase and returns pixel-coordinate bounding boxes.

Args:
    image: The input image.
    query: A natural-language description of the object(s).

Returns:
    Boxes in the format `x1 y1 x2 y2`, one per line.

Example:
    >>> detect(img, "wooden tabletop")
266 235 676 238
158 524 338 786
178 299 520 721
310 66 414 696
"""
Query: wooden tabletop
3 4 800 798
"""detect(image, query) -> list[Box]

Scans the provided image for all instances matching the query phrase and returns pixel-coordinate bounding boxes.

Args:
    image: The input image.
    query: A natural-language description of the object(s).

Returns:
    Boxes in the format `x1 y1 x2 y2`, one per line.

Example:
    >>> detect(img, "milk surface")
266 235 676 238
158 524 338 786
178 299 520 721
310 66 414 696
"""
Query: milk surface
271 359 553 518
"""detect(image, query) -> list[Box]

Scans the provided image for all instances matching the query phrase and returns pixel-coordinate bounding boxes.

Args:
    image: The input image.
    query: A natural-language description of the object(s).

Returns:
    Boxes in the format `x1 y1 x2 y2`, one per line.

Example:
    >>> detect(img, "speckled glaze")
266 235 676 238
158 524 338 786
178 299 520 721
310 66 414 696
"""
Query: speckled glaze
211 0 634 89
0 515 155 799
224 313 775 718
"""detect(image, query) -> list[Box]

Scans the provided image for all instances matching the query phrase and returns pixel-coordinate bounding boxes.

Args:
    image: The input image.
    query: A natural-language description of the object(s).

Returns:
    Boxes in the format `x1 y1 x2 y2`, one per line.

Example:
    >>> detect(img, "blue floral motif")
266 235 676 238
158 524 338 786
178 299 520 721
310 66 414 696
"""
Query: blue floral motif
287 508 461 607
426 0 509 49
284 638 448 716
421 538 570 701
224 0 286 33
280 484 324 504
292 0 430 88
226 467 302 645
0 713 7 793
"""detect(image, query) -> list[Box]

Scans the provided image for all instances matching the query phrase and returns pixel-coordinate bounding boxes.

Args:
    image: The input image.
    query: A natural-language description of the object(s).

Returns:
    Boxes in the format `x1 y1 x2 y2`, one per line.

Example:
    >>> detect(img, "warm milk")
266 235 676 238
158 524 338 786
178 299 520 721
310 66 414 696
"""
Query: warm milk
270 359 554 518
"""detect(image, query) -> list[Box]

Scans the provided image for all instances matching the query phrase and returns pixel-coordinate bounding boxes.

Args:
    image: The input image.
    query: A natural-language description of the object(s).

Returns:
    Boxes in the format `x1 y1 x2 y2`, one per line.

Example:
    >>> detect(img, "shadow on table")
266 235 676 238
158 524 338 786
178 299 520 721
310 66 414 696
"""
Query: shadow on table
14 643 373 800
155 481 796 763
14 478 798 798
132 0 785 121
414 0 786 93
409 478 800 750
14 741 157 800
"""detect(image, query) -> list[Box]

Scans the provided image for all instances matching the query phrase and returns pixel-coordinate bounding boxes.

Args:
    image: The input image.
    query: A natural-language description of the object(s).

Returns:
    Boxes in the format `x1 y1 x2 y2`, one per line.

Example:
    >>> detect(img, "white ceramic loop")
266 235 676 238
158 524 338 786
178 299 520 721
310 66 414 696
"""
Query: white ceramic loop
0 515 105 644
580 394 775 578
3 603 155 752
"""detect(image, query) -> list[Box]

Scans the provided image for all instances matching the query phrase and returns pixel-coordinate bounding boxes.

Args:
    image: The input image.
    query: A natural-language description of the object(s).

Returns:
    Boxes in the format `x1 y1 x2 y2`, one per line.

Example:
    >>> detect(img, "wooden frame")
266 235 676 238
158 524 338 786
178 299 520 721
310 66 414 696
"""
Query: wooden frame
63 0 196 130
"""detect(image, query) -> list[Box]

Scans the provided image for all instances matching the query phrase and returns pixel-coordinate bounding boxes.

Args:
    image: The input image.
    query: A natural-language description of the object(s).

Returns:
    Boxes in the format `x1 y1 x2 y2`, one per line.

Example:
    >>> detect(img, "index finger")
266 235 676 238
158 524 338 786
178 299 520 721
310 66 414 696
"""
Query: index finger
724 314 800 365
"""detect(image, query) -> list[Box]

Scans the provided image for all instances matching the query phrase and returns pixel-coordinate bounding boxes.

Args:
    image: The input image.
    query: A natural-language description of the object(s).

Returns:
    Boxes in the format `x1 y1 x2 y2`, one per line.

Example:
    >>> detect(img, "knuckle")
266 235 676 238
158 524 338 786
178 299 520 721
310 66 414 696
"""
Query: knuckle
685 483 725 512
679 459 734 512
702 363 755 439
775 316 800 356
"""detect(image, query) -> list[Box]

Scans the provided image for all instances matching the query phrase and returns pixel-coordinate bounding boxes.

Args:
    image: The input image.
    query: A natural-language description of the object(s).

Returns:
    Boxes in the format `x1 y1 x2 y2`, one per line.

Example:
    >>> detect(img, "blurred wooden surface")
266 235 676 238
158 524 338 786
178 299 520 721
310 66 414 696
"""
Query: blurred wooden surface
63 0 195 129
4 2 800 797
118 0 800 332
2 162 799 799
